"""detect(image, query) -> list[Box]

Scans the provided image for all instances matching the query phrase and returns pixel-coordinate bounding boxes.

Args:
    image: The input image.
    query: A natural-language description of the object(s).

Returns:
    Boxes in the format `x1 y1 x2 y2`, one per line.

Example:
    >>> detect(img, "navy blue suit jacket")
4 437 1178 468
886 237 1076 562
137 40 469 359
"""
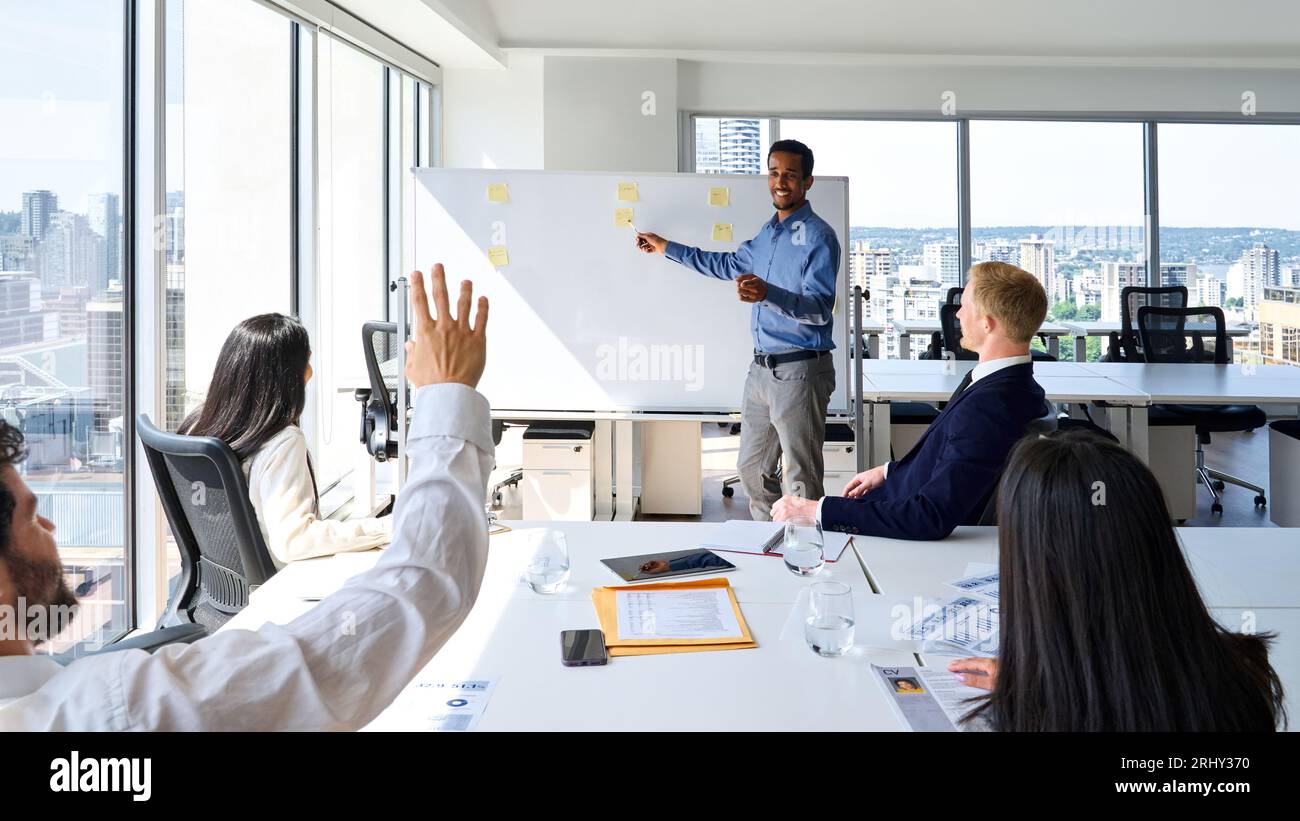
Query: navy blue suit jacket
821 363 1047 541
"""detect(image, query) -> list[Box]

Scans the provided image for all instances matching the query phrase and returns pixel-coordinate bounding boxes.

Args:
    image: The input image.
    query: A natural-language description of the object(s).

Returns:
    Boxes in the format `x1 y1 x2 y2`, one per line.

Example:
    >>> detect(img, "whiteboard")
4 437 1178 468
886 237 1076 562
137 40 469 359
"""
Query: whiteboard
412 168 850 413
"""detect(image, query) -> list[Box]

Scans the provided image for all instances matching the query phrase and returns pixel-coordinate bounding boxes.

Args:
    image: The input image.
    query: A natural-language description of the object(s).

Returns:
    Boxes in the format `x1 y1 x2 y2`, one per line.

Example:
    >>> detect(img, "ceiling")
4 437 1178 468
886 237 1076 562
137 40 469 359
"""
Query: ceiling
338 0 1300 68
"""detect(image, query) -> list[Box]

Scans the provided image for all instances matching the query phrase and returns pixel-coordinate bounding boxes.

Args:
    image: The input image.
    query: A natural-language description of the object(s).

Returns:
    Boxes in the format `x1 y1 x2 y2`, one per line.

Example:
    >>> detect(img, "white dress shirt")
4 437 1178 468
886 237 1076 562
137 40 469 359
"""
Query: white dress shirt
244 425 392 568
815 354 1033 524
0 383 494 731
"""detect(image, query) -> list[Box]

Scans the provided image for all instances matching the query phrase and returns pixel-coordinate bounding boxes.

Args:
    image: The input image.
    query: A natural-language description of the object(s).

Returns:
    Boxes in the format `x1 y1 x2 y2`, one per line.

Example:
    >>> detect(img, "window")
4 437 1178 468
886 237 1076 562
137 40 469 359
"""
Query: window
783 119 959 359
0 0 128 651
1158 123 1300 364
694 117 774 175
314 35 387 495
971 120 1145 360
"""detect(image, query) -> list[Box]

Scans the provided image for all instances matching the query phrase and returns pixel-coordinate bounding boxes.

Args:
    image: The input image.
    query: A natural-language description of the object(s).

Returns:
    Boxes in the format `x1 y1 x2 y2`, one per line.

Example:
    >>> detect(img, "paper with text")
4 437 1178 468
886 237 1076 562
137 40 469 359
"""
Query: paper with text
615 587 743 641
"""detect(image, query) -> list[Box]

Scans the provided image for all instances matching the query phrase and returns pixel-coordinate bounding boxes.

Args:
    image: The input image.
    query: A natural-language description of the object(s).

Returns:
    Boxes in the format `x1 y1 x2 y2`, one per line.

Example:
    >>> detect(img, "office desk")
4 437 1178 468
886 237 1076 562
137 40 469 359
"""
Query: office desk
1063 320 1251 363
857 362 1152 466
894 320 1069 359
223 521 916 731
854 526 1300 610
1076 362 1300 406
853 320 886 360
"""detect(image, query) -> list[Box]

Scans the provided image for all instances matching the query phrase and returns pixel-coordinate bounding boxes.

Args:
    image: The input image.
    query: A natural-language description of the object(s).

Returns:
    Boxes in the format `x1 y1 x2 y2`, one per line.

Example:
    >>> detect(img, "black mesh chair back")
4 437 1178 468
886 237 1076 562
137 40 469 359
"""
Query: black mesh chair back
937 302 978 361
360 321 409 460
1111 285 1187 361
1137 306 1228 364
945 286 963 306
137 414 277 631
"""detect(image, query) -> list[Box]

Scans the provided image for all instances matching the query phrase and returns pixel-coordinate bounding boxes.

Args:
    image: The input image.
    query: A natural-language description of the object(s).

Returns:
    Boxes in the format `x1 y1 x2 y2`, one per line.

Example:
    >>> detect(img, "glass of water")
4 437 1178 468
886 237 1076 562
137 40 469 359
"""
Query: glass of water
805 581 855 657
523 530 570 594
782 516 825 576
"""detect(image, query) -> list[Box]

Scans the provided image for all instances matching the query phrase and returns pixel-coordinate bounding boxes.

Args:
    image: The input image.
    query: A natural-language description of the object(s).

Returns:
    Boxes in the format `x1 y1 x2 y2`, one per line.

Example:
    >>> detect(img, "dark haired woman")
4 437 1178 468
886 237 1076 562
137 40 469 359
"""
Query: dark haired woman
180 313 390 567
948 430 1284 732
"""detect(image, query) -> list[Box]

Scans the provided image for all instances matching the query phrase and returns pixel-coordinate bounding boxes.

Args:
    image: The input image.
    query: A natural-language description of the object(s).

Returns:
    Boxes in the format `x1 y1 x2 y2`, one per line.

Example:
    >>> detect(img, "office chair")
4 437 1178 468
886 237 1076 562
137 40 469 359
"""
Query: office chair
1106 285 1187 362
945 286 963 306
1136 305 1267 514
53 623 208 666
137 414 279 630
357 320 404 462
936 302 1055 362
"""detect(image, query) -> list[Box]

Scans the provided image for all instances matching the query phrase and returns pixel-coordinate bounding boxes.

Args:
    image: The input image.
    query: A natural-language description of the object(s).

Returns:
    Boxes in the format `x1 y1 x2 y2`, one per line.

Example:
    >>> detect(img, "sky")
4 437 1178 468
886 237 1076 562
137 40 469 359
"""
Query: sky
3 2 1300 231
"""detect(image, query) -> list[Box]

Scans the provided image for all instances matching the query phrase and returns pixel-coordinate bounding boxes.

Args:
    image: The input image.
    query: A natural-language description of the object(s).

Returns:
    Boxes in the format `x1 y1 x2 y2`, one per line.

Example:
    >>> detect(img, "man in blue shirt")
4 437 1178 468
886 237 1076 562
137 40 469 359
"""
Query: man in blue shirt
636 140 840 520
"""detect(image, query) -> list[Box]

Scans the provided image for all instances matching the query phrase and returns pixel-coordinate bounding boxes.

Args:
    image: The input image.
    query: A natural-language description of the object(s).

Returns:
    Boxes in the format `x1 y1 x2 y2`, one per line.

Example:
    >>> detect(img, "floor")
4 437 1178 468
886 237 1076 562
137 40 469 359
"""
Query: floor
489 420 1284 528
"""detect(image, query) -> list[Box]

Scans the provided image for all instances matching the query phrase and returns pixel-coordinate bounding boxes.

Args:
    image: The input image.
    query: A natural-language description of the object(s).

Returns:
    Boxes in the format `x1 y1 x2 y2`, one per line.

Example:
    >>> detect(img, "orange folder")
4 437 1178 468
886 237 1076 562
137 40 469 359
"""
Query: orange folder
591 577 757 657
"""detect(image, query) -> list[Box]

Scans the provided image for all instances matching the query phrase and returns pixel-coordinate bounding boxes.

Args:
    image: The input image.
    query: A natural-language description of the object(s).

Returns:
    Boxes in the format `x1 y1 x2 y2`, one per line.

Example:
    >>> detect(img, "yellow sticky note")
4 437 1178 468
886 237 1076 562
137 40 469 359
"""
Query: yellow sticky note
487 246 509 267
613 207 634 228
617 182 639 202
708 186 730 207
487 183 509 204
712 223 733 242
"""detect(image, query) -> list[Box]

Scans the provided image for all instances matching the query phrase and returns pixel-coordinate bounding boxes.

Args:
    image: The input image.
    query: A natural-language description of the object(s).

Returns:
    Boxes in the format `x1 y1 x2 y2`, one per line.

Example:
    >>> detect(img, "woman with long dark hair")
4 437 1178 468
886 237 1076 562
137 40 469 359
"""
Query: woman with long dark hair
180 313 390 566
949 430 1285 731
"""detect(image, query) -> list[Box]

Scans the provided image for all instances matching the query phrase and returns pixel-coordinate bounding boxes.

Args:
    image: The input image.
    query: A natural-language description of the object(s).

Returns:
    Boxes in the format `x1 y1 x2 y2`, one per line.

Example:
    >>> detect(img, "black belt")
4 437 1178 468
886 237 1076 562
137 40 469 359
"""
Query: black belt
754 349 830 368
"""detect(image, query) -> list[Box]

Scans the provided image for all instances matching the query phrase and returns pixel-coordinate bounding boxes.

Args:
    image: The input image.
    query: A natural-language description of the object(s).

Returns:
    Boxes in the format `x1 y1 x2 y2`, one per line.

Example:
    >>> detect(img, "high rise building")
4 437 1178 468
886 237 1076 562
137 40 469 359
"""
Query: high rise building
1100 261 1197 321
0 273 57 348
87 287 124 431
166 191 185 264
848 240 891 293
1196 275 1226 308
36 212 103 292
1239 242 1280 315
694 119 765 175
20 190 58 242
165 263 187 430
87 193 122 291
0 235 34 271
922 241 961 289
974 240 1018 265
1259 286 1300 366
1073 269 1103 309
1019 234 1059 302
869 270 946 359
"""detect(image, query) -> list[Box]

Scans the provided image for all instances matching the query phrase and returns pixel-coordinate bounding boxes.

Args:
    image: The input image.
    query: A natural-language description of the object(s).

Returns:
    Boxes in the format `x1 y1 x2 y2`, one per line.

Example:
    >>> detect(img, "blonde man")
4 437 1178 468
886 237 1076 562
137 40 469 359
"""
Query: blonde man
773 262 1049 540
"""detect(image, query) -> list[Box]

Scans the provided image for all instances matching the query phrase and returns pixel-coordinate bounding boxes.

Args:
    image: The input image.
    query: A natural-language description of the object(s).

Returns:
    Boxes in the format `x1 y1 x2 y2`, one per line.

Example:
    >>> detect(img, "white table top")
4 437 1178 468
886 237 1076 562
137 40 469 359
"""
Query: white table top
895 319 1068 336
855 526 1300 609
1077 362 1300 404
1063 320 1251 337
223 521 917 731
861 371 1150 405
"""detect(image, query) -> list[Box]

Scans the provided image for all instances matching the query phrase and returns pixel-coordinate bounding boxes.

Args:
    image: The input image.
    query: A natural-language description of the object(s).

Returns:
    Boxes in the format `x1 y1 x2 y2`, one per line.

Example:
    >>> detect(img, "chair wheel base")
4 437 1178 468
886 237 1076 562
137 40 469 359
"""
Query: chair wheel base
1211 502 1224 515
1255 494 1267 508
1212 480 1225 491
722 486 735 498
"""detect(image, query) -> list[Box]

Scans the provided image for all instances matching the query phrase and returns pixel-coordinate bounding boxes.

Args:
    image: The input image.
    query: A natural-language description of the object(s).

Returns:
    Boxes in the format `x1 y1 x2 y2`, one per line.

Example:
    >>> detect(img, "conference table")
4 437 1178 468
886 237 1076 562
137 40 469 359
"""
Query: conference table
857 359 1154 466
895 319 1070 359
222 520 1300 731
222 522 919 731
1061 320 1252 362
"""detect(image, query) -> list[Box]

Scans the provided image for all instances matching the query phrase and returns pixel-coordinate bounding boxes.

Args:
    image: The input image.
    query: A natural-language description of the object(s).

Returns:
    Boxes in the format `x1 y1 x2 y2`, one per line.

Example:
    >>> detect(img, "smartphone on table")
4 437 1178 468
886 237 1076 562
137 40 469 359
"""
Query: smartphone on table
560 629 608 667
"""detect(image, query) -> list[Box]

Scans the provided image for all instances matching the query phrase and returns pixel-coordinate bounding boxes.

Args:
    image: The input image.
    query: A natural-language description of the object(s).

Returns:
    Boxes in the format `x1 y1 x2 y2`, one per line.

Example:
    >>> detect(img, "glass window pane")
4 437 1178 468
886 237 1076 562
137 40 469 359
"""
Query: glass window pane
783 119 959 359
315 36 386 492
693 117 774 175
1159 123 1300 366
971 121 1145 360
0 0 128 651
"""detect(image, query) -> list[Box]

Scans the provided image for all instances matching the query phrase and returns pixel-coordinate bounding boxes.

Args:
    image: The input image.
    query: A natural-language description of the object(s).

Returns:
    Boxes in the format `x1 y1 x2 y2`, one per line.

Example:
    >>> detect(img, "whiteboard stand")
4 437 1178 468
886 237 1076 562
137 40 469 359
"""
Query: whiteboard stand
613 420 640 521
593 420 614 520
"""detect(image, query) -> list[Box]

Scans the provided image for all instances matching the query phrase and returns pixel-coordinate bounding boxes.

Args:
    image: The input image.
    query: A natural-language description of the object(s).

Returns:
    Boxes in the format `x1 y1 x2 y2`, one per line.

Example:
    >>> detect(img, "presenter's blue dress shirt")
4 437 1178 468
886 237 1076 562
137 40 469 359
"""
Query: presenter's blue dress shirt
664 201 840 354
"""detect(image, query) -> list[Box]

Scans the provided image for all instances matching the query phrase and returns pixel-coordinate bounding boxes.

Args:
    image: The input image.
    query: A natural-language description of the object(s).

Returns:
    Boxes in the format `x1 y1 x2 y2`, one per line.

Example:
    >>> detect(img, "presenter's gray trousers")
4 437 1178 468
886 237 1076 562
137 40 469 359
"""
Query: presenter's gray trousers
738 355 836 521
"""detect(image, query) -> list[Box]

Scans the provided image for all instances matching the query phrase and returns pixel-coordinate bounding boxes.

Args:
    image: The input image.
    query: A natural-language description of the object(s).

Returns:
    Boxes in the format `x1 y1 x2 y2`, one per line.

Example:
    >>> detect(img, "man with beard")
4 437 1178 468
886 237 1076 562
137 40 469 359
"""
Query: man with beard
0 265 495 730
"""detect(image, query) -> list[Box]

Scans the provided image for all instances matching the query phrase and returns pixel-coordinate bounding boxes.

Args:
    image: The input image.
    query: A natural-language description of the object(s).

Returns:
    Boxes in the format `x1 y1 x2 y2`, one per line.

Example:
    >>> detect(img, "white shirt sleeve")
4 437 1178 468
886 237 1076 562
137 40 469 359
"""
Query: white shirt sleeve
14 383 494 731
253 428 392 565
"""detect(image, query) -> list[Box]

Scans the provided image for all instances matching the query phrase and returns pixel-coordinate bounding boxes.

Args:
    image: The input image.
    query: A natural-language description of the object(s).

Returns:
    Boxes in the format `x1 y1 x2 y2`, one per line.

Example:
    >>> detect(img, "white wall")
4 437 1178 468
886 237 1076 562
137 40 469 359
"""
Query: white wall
440 54 1300 176
442 53 544 169
679 60 1300 117
542 56 678 172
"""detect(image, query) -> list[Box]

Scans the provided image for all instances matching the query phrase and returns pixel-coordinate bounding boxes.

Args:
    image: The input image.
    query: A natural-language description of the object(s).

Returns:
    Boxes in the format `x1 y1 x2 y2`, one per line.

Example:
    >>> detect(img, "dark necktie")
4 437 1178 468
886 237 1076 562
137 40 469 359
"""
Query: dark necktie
946 369 974 405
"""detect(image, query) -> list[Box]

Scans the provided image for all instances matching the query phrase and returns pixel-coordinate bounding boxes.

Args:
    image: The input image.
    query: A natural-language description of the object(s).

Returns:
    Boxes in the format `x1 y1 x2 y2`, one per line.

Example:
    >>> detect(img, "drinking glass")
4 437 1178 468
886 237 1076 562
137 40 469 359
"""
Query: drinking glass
805 581 855 657
523 530 570 594
782 515 825 576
